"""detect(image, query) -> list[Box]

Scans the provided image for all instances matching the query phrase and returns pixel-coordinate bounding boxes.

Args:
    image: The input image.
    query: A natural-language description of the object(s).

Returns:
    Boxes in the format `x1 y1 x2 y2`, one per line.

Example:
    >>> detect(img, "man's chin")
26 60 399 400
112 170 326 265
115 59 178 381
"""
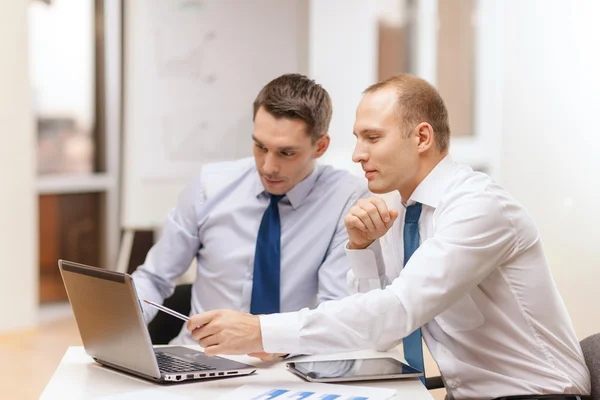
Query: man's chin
266 189 286 195
261 180 288 195
367 181 393 194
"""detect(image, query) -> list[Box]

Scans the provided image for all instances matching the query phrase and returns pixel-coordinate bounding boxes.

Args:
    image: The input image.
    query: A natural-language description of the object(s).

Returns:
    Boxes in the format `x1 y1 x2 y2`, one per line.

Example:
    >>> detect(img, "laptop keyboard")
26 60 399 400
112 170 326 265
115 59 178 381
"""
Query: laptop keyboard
155 351 216 373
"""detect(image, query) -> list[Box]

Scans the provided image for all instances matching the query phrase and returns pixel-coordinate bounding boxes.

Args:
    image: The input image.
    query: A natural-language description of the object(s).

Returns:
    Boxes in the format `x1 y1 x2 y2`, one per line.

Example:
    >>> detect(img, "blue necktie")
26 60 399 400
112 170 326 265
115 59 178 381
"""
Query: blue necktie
250 194 285 315
402 202 426 384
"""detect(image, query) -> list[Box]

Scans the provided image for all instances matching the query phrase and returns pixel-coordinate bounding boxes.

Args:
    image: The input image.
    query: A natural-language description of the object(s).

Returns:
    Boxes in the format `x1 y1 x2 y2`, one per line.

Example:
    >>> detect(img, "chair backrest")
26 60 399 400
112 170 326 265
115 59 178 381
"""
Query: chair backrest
580 333 600 400
147 284 193 344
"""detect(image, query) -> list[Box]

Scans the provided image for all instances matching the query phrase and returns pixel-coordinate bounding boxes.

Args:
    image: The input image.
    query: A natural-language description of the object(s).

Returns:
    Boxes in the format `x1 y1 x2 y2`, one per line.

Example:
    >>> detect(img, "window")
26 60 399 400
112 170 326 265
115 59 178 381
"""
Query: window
29 0 120 303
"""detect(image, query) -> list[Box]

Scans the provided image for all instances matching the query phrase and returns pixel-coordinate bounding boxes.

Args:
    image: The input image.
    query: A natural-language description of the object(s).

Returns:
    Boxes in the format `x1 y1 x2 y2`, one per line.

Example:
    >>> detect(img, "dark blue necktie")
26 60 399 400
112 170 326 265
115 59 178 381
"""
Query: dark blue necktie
250 194 285 315
403 202 426 384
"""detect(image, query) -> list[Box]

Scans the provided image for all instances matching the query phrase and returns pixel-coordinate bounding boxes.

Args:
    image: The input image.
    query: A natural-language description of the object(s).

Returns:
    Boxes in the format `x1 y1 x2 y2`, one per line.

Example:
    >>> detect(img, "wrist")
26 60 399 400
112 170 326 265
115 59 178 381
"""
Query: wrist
255 315 264 352
347 240 373 250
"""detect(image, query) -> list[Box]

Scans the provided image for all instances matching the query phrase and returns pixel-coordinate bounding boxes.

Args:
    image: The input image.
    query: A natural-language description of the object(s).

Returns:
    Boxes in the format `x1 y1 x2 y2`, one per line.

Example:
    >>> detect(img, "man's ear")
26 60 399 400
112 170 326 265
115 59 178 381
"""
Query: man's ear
416 123 435 154
314 134 330 158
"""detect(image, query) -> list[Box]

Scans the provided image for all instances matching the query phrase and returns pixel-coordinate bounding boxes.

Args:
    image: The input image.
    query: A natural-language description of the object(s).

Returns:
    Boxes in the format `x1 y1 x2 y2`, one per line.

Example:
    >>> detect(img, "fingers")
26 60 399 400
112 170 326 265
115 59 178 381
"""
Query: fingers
353 204 377 231
368 196 391 224
187 311 217 331
248 352 285 361
188 311 263 357
354 197 390 232
345 196 399 242
198 333 220 349
344 213 368 231
190 320 221 341
203 344 224 357
248 351 275 361
189 311 222 344
387 209 399 228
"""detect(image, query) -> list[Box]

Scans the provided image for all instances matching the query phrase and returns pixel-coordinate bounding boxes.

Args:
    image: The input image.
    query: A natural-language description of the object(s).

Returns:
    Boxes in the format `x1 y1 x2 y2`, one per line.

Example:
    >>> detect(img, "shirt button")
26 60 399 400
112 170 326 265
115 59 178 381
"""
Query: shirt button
448 380 459 389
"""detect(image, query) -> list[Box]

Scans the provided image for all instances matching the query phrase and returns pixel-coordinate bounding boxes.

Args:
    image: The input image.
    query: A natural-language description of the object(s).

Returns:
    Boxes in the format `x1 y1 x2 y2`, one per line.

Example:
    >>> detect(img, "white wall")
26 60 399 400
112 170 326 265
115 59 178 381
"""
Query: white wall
501 0 600 339
308 0 378 176
122 0 307 229
0 1 38 332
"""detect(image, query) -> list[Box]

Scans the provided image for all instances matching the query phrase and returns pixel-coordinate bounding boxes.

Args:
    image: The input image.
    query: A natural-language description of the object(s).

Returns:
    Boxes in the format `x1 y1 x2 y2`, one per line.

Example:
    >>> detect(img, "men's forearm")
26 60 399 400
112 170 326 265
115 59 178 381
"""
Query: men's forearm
260 288 408 356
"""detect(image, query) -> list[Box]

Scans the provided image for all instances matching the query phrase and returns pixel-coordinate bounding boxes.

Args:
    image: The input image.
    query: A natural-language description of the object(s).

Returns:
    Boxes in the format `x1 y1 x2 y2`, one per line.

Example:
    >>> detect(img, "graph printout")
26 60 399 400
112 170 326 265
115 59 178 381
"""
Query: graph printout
216 383 396 400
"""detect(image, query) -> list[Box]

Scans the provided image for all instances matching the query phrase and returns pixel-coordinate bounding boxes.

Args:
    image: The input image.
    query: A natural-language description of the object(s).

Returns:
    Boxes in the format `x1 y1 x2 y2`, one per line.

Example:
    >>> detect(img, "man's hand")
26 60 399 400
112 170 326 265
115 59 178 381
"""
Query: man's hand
344 197 398 250
186 310 263 356
247 351 287 362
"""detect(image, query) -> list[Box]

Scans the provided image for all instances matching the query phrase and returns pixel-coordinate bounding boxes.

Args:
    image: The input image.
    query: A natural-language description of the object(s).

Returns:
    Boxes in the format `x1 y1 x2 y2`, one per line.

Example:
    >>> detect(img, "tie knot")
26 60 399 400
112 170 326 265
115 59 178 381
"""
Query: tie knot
269 194 285 205
405 203 422 223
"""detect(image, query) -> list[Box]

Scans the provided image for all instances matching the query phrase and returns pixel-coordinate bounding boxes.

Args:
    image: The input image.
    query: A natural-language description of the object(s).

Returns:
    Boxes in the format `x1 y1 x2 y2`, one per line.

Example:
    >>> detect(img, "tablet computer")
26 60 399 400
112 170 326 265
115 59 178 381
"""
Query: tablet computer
286 357 423 383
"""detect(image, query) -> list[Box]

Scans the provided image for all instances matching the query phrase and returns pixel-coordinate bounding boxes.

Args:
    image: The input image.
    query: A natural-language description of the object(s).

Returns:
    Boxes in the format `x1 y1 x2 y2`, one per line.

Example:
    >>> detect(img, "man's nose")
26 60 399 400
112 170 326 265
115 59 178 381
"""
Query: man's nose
262 153 280 176
352 142 368 164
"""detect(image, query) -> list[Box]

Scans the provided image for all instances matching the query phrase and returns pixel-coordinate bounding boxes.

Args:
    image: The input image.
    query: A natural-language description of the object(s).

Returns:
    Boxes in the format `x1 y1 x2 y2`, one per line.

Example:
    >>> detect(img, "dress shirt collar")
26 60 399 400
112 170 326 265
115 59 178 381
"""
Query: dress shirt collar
407 155 458 209
252 163 322 210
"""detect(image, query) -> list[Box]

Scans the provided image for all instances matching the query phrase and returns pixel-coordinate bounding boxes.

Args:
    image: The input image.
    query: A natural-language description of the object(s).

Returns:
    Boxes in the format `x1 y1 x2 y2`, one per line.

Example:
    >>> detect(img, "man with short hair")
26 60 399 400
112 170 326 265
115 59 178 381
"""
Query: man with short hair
186 74 591 399
133 73 369 349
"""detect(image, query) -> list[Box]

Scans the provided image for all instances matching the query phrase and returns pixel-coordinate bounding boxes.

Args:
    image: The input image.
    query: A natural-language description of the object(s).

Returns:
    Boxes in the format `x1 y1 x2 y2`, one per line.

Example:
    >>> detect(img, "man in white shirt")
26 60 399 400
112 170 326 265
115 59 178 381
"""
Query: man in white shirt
132 73 369 350
185 74 591 399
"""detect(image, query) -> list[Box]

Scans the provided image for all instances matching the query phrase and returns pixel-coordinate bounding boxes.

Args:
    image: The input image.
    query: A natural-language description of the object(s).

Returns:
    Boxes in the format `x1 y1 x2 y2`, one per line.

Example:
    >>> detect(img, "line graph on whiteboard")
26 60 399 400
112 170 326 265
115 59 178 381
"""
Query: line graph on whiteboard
160 114 252 163
153 29 217 81
130 0 302 181
148 0 217 81
136 111 253 181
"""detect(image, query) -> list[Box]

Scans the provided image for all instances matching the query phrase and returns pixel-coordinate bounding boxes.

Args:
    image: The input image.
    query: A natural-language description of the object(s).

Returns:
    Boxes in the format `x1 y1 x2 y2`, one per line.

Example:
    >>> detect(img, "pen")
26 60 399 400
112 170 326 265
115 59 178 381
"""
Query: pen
143 299 190 322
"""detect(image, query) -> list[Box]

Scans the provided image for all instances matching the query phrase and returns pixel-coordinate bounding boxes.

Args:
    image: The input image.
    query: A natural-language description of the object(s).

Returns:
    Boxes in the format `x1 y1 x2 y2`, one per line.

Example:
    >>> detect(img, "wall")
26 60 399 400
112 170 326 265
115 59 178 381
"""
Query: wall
308 0 378 176
0 1 38 332
121 0 308 229
501 0 600 338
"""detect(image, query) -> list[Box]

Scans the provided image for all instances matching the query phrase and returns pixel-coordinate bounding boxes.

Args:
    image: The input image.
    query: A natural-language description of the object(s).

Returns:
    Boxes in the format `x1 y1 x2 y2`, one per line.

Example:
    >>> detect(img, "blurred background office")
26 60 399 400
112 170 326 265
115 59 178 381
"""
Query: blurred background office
1 0 599 398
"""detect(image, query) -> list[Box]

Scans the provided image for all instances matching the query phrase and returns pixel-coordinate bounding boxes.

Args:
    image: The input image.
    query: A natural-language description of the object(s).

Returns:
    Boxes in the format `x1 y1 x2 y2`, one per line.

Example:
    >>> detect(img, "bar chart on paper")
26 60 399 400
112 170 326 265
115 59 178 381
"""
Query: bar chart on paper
217 383 396 400
252 389 368 399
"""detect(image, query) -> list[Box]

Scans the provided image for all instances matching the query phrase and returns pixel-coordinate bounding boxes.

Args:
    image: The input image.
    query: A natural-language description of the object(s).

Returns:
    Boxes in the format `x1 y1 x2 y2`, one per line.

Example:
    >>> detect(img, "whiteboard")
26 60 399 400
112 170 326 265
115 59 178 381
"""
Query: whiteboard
122 0 307 228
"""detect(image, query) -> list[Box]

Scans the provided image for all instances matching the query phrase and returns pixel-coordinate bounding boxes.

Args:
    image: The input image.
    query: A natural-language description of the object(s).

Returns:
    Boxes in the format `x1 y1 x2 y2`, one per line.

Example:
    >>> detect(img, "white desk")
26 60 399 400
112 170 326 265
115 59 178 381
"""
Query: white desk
40 346 433 399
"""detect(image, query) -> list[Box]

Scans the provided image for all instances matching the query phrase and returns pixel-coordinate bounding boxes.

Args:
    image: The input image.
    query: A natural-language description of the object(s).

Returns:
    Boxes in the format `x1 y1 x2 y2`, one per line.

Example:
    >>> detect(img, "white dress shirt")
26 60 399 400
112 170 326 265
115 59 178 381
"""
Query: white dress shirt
261 156 591 399
132 157 369 345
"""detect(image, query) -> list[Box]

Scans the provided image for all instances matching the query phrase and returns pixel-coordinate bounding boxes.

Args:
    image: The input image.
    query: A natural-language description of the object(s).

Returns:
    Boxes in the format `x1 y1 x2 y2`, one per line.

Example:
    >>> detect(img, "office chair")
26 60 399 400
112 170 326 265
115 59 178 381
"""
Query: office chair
426 375 445 390
147 284 192 344
580 333 600 400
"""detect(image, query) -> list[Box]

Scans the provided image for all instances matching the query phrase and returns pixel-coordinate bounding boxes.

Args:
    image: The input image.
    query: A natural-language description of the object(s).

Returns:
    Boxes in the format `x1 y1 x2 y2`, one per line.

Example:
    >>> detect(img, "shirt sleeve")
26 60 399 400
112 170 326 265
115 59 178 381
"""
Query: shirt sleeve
260 190 520 355
345 240 387 294
346 200 402 294
131 173 204 322
344 234 403 351
316 185 371 303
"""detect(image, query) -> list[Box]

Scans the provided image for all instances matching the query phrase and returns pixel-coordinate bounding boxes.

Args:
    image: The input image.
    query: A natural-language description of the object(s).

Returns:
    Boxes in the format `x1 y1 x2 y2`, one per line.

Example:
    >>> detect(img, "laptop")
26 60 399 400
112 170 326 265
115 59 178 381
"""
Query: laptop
58 259 256 383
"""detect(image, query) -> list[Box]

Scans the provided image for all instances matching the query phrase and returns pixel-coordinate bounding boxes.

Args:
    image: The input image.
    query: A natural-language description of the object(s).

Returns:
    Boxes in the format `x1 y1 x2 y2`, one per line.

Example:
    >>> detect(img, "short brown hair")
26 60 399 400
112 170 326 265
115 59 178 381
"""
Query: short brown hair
364 74 450 151
253 74 332 142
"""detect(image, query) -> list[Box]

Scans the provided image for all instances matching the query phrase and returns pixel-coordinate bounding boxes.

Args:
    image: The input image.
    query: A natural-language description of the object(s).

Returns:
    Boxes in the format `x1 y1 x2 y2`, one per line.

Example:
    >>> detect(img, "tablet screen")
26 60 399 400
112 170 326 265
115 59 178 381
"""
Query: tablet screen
288 357 422 380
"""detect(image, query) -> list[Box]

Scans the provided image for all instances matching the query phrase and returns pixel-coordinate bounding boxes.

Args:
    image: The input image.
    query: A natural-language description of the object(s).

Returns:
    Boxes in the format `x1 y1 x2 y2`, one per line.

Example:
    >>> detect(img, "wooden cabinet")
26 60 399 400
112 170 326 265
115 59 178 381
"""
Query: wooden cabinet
38 193 100 303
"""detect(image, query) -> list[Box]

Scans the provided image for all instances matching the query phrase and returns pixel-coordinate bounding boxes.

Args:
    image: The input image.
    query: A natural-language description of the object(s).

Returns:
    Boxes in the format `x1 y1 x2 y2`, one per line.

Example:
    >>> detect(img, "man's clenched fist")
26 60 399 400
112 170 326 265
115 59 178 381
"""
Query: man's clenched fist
344 196 398 249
